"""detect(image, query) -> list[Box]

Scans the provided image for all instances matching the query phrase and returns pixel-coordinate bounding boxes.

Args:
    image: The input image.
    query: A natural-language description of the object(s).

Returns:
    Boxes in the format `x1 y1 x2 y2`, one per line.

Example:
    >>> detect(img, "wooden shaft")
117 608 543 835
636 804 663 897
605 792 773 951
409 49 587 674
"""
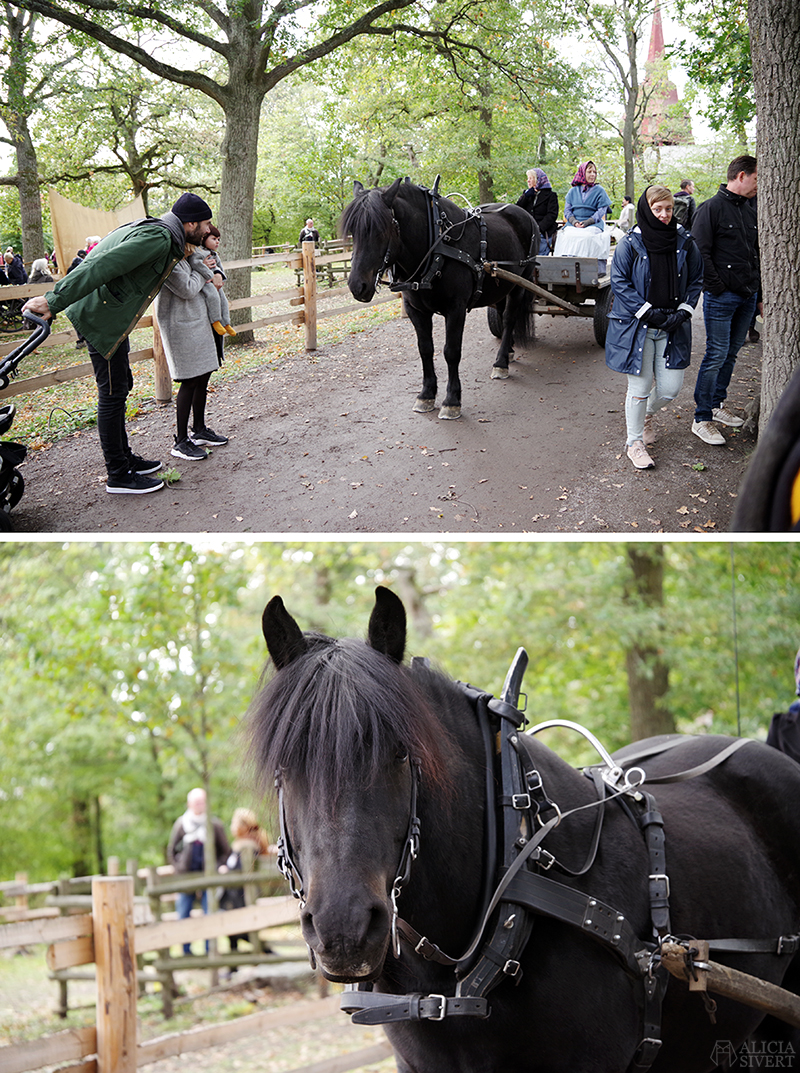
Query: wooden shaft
661 942 800 1028
92 876 137 1073
483 262 586 315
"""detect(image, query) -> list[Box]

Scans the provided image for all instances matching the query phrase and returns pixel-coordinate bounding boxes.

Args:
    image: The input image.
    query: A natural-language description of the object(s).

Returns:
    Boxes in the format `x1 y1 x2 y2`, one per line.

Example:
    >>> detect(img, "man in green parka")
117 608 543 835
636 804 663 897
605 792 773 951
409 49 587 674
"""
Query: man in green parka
23 192 214 494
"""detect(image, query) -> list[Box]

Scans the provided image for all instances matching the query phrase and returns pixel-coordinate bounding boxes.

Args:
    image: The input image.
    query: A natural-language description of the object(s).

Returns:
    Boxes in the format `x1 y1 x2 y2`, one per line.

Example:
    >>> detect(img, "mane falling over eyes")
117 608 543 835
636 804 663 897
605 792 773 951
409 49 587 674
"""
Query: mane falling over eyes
247 636 454 805
340 188 395 247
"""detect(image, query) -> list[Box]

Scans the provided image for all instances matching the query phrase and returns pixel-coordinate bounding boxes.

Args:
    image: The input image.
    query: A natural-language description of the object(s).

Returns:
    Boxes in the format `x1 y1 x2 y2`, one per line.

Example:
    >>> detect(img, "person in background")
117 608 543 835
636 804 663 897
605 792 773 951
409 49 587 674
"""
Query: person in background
605 185 703 470
298 218 319 245
4 249 27 284
618 195 635 232
219 808 272 957
690 155 759 446
672 180 696 229
167 787 231 956
516 168 559 254
29 258 54 284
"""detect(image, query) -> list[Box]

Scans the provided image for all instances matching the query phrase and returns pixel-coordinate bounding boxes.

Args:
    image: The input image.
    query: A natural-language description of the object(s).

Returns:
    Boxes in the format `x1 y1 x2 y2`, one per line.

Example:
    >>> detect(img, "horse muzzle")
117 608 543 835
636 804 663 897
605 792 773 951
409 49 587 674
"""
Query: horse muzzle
347 274 376 304
301 888 392 982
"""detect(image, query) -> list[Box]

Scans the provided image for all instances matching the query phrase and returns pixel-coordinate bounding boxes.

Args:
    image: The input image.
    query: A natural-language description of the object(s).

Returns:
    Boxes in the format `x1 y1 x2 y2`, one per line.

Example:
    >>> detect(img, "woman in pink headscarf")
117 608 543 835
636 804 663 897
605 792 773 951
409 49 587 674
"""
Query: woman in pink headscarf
554 160 613 272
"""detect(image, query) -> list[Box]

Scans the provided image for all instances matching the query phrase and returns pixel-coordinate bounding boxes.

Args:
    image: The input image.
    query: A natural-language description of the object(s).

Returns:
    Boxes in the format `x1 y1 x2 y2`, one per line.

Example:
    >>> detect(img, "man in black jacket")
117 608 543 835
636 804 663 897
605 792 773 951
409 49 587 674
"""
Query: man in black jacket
690 155 759 445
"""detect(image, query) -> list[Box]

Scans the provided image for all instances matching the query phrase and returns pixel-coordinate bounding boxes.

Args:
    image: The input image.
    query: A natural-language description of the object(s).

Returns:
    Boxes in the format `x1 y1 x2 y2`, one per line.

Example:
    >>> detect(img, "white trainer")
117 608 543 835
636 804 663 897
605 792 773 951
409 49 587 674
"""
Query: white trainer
712 407 744 427
692 420 726 445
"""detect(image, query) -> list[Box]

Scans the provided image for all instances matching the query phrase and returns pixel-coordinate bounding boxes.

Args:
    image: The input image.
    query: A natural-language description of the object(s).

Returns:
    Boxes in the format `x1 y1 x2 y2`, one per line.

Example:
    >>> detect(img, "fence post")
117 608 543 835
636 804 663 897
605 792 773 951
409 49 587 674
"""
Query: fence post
302 240 317 351
92 875 137 1073
151 314 173 404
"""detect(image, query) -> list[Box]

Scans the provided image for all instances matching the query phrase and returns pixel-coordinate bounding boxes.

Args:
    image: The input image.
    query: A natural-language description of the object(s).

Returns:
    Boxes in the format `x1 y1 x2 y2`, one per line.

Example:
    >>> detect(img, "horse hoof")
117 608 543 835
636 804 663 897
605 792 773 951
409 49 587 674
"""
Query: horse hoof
413 399 436 413
491 366 509 380
438 406 462 420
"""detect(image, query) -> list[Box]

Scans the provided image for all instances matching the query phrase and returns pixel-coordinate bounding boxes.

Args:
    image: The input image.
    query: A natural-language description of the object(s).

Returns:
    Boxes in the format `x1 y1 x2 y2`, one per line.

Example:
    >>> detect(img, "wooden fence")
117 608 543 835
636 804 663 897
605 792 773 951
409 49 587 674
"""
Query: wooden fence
0 242 401 405
0 875 395 1073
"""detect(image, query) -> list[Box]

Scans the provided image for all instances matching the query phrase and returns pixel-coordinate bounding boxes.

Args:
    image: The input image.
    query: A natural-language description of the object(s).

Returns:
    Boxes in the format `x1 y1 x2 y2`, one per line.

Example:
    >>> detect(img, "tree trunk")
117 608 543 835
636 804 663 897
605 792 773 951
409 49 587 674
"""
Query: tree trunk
477 100 494 203
14 122 44 262
217 76 265 344
624 543 675 741
749 0 800 431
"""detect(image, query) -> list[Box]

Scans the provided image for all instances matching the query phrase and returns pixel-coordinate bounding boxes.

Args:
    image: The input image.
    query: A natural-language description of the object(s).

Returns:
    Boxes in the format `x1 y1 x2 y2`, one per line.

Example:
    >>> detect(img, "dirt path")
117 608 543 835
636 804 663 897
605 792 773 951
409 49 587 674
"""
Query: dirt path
10 305 760 534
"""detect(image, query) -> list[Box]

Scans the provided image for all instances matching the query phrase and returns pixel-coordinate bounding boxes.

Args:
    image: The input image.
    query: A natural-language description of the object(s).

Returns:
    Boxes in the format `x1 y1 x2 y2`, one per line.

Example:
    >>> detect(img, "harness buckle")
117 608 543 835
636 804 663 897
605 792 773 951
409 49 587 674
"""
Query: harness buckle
427 994 447 1021
778 934 799 955
649 873 670 898
503 959 521 977
511 793 532 810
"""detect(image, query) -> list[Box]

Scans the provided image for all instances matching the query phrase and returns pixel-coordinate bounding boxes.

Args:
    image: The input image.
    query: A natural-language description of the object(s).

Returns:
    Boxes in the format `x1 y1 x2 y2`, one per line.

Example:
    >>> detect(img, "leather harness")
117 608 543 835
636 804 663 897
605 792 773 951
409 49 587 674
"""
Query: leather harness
383 177 536 309
276 650 799 1073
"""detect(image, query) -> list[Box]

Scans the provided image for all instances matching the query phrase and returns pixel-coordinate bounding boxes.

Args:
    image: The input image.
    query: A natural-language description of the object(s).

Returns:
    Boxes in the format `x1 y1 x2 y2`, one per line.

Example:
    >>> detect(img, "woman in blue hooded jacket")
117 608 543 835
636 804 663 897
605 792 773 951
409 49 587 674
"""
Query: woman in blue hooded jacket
605 184 703 470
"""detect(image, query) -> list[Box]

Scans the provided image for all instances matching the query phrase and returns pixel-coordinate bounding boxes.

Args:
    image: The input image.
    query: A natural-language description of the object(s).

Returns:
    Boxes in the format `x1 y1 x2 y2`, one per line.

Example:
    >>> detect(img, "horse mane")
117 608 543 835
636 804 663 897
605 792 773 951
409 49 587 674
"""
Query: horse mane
340 185 395 246
247 634 456 804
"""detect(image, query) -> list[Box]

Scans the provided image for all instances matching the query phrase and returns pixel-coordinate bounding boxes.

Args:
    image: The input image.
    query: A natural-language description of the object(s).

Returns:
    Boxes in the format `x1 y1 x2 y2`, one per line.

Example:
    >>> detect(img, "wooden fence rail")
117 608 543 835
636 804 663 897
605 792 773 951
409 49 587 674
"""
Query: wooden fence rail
0 876 394 1073
0 243 401 404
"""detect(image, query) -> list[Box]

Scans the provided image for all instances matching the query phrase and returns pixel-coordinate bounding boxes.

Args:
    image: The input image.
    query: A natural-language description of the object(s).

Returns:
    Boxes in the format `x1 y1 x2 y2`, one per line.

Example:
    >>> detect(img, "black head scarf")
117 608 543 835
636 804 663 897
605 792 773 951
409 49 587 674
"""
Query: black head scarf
637 188 679 309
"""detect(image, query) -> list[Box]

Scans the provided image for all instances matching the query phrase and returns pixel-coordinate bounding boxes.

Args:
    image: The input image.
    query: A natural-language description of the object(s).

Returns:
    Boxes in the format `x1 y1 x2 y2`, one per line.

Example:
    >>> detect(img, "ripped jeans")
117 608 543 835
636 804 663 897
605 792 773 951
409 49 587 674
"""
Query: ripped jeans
625 328 685 446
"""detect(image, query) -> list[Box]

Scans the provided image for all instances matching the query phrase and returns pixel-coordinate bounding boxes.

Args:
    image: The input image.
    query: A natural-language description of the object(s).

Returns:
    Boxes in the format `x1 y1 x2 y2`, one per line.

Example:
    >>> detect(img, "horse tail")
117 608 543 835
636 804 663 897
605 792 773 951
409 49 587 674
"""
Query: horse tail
508 219 539 346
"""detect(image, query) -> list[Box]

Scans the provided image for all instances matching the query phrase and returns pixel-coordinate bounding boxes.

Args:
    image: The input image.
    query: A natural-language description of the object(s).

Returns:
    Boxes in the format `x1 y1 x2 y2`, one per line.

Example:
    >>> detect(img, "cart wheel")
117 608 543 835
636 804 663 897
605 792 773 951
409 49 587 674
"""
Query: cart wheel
487 305 503 339
593 287 614 346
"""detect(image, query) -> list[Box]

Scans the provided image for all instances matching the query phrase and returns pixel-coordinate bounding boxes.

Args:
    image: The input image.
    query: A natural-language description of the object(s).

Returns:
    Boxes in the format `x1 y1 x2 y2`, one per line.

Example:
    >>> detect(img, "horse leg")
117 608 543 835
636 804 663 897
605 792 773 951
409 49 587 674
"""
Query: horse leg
406 304 437 413
492 284 535 380
492 287 521 380
439 305 467 419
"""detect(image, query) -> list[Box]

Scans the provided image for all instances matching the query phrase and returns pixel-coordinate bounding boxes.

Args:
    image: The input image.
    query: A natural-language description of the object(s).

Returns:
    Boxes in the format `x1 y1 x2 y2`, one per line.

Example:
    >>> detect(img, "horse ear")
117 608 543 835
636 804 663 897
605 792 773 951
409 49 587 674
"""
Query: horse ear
367 586 406 663
353 180 365 196
262 596 309 669
382 177 403 208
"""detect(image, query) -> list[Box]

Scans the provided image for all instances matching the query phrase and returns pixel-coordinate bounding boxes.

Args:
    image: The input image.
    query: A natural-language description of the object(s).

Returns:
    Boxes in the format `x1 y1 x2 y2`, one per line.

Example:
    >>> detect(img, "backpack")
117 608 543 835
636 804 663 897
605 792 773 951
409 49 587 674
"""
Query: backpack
672 196 689 226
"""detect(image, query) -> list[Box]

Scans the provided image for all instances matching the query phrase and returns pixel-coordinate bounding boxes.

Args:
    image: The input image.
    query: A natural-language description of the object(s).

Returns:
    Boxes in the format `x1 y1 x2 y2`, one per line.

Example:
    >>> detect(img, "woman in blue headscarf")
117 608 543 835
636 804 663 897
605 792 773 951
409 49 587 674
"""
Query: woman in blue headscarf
517 168 559 254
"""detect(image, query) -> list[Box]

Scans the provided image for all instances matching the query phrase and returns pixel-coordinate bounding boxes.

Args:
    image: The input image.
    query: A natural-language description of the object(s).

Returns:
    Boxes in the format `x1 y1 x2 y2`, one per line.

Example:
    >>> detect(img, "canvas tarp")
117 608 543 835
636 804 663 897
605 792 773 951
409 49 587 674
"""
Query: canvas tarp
48 188 146 277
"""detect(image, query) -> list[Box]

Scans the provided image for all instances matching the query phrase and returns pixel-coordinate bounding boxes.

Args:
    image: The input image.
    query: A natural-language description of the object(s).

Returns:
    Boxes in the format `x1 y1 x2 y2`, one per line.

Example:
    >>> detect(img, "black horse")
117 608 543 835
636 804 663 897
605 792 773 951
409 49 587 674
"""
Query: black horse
341 178 538 419
249 587 800 1073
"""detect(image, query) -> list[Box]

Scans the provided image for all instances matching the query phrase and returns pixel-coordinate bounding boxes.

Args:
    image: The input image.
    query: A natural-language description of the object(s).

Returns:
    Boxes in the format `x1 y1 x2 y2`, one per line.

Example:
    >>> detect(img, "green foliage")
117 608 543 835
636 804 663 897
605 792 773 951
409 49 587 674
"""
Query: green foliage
2 542 799 883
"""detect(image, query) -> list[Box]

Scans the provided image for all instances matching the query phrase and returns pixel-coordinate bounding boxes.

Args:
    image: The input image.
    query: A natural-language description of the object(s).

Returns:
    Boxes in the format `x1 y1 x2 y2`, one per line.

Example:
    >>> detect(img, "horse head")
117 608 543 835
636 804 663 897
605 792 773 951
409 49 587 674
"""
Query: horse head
249 586 449 982
341 179 403 303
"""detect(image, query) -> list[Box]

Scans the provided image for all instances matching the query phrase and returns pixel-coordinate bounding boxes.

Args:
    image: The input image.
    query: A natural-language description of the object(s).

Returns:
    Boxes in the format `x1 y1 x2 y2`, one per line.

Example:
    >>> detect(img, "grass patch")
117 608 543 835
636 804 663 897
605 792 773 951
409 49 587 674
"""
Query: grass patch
2 264 400 451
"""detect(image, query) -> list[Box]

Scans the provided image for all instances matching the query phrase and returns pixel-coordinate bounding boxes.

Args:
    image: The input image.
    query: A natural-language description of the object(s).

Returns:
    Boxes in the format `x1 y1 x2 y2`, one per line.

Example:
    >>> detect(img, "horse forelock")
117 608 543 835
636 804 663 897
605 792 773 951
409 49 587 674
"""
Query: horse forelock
340 187 394 246
248 636 453 805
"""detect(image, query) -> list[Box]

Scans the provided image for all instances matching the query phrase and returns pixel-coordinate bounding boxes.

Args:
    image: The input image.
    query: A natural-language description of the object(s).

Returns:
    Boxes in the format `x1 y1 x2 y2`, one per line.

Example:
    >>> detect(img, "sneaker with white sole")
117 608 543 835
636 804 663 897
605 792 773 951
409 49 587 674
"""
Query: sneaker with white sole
692 420 726 445
128 452 162 475
627 440 655 469
171 436 208 460
106 471 164 494
190 426 228 446
712 406 744 427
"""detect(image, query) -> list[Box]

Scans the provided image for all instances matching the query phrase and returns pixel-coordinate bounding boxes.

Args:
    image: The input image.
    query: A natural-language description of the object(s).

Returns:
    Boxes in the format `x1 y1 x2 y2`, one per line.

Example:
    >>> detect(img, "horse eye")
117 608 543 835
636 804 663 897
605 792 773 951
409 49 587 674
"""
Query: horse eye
396 749 409 763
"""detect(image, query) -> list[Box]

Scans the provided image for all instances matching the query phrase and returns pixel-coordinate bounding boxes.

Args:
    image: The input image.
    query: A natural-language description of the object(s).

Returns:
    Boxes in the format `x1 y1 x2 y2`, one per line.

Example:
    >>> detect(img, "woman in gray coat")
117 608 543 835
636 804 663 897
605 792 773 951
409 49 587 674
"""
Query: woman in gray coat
155 245 230 460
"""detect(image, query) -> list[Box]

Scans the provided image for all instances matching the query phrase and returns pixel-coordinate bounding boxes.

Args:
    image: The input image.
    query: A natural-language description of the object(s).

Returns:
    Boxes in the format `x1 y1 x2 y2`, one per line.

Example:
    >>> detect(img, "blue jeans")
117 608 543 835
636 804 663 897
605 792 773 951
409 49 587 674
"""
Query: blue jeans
89 338 134 478
693 290 757 422
176 888 208 955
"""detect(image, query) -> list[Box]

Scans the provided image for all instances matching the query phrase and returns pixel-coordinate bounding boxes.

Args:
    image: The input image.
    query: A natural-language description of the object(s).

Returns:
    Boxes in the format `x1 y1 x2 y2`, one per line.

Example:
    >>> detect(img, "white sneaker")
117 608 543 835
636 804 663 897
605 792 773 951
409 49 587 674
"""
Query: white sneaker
692 420 726 445
712 406 744 427
627 440 655 469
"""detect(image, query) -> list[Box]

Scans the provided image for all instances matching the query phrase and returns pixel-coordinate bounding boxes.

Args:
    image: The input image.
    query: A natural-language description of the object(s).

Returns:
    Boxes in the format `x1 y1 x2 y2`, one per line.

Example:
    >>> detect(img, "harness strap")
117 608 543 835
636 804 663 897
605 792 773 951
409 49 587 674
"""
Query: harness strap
341 988 488 1024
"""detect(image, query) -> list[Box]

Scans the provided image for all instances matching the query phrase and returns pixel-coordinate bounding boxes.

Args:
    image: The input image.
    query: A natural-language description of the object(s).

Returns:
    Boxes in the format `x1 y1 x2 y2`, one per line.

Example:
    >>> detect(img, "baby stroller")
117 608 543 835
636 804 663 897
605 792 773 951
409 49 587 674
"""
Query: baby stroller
0 313 51 529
